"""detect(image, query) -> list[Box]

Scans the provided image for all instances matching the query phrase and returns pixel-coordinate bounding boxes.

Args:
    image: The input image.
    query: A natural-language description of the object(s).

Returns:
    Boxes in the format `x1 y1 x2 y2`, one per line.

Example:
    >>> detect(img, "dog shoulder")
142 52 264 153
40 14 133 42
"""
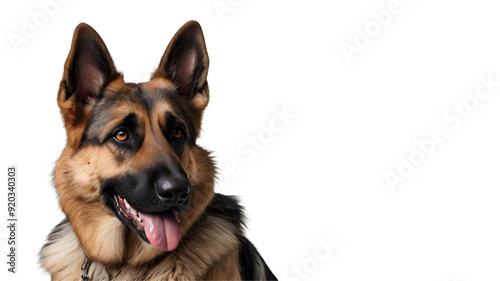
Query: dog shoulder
238 237 278 280
207 194 277 280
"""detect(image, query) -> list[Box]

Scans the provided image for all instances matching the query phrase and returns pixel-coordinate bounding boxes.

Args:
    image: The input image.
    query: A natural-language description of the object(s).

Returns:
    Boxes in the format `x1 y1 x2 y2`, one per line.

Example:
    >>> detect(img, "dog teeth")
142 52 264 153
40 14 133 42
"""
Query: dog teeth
129 206 138 217
116 195 145 230
135 216 144 225
123 198 138 216
114 195 120 208
123 199 131 211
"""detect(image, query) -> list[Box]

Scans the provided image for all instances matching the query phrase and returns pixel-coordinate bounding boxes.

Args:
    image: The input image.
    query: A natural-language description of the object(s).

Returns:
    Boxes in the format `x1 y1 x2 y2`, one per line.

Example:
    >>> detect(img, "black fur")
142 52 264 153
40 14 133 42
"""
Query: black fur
239 237 278 280
40 218 70 250
42 21 277 281
207 194 277 280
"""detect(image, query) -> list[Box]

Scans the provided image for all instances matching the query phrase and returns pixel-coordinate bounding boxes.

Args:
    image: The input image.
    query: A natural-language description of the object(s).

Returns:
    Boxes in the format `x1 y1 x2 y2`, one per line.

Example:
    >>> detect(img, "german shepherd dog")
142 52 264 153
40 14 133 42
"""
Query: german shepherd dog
40 21 276 281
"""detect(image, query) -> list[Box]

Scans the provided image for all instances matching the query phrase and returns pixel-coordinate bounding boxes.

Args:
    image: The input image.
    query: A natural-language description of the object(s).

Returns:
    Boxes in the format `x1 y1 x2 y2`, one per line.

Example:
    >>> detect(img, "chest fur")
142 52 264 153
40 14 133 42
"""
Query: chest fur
40 215 242 281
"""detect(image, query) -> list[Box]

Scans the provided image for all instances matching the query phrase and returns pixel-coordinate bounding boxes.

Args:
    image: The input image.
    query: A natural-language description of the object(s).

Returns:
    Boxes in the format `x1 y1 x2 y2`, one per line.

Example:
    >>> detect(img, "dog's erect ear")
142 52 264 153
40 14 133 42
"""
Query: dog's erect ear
153 21 209 106
58 23 119 125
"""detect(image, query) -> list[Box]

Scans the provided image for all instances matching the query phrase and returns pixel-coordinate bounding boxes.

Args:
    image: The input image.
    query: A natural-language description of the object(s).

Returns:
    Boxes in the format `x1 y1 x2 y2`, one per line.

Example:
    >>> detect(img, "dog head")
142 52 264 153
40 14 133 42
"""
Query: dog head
53 21 215 264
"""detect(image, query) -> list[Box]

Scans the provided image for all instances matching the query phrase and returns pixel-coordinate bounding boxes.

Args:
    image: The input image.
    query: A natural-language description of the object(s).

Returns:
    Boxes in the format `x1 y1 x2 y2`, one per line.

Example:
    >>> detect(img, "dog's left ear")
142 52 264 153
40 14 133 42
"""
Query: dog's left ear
153 21 209 109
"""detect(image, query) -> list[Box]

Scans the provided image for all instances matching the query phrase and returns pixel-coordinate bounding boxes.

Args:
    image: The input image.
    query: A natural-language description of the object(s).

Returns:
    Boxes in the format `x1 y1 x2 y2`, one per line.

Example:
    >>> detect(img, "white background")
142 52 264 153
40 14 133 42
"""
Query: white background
1 0 500 280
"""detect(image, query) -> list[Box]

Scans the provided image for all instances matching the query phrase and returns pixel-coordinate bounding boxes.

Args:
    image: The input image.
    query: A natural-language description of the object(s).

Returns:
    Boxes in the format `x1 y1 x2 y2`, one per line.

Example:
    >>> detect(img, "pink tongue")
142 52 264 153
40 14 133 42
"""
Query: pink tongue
139 211 180 251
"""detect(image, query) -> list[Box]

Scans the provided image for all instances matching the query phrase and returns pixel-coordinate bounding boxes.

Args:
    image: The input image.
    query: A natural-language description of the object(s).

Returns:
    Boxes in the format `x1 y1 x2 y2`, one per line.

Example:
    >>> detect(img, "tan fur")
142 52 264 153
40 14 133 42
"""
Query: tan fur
51 127 217 265
40 21 277 281
40 222 84 281
205 248 242 280
41 209 241 280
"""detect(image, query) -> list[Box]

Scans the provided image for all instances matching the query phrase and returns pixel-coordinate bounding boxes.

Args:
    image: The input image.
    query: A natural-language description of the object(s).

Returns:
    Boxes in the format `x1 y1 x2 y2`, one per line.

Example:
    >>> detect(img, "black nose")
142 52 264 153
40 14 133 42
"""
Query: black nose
155 172 191 212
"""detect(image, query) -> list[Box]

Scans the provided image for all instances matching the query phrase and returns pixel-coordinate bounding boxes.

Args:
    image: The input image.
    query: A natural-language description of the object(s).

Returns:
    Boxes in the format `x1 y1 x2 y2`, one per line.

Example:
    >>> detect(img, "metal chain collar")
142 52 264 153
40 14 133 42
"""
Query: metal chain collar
80 255 91 281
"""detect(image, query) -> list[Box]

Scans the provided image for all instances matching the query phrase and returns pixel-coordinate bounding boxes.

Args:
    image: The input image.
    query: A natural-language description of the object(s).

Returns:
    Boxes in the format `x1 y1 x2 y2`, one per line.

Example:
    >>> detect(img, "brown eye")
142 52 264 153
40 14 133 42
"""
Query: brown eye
172 129 183 140
114 129 129 141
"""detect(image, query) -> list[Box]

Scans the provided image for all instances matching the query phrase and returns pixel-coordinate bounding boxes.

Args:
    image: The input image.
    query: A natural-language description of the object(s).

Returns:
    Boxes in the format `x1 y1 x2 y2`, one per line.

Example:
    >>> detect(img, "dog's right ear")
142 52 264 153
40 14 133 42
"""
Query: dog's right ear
58 23 120 127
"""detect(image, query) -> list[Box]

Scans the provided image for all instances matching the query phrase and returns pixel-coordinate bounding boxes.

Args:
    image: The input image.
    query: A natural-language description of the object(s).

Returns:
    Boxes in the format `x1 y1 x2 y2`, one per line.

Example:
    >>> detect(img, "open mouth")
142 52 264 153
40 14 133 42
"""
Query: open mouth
114 194 145 229
113 194 181 251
